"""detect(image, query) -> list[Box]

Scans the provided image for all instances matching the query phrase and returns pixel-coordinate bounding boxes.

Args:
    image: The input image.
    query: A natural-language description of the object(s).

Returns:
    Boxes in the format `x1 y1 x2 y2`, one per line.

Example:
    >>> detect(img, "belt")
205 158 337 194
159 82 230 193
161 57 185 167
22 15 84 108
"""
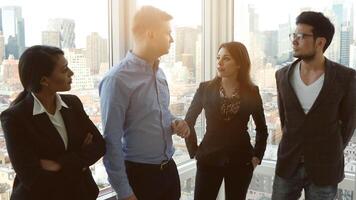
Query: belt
125 159 173 171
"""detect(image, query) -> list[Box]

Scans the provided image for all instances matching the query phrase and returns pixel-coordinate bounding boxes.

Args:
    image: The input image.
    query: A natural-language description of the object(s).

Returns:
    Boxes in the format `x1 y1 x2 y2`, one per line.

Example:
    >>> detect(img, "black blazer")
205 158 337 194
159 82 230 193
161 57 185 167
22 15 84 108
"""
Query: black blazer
0 93 106 200
185 80 268 166
275 58 356 185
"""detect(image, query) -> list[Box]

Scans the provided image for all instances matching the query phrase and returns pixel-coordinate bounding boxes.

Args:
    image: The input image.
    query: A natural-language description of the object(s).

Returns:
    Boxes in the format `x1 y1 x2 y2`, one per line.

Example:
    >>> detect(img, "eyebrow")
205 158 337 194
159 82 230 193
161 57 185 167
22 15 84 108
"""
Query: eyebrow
218 54 231 57
61 62 68 69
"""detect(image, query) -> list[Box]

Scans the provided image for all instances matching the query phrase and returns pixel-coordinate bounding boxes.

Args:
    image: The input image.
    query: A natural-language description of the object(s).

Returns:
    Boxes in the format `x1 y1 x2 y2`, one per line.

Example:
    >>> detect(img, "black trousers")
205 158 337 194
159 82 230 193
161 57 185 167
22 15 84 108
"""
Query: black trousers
125 159 181 200
194 161 254 200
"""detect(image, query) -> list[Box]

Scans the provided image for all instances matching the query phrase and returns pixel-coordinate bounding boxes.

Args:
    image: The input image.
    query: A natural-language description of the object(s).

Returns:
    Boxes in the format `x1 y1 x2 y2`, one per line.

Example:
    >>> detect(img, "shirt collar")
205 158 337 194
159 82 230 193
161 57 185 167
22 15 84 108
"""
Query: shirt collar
126 51 158 74
31 92 69 116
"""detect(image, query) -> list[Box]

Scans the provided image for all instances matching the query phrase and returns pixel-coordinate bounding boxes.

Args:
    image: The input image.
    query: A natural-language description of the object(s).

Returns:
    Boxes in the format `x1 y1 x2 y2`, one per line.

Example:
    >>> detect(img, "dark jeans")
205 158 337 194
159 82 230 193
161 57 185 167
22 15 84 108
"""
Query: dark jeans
194 161 254 200
272 164 337 200
125 159 181 200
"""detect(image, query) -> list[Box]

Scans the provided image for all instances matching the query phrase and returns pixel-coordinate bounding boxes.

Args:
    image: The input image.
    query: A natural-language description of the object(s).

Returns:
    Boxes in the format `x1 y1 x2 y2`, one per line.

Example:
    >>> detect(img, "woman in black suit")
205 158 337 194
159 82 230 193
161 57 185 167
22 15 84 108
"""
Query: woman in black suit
0 45 106 200
185 41 268 200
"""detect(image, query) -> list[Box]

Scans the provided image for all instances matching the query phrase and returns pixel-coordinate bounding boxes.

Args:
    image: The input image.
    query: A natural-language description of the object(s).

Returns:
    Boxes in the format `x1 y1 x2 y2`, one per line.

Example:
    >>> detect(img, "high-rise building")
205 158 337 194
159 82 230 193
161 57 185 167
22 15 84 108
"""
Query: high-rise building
0 32 4 64
2 55 19 85
175 27 199 81
248 4 259 33
262 30 278 65
47 18 75 48
349 42 356 70
86 32 107 75
1 6 25 58
5 35 18 59
64 49 93 90
340 23 351 66
175 27 198 63
0 8 3 33
277 22 292 63
41 31 61 48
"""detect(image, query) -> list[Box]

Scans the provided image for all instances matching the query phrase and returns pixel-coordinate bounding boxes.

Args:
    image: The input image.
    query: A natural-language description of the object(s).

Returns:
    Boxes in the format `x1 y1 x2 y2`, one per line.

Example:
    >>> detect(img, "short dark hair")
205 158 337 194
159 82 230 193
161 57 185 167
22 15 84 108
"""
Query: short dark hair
296 11 335 52
11 45 64 106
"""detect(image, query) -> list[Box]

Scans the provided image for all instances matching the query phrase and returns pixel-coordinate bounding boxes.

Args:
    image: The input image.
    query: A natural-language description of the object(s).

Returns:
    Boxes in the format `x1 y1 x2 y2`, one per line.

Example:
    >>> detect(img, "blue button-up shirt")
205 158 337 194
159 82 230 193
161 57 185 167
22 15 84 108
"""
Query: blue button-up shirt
99 51 176 199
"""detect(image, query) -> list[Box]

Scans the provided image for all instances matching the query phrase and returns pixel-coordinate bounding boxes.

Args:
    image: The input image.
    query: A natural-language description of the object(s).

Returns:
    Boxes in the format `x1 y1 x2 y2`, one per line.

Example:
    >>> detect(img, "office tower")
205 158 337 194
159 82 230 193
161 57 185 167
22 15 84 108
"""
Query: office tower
175 27 199 82
2 55 19 85
277 22 292 63
349 42 356 70
86 32 107 75
340 23 351 66
262 31 278 65
0 8 2 33
64 49 93 90
175 27 198 63
248 4 259 33
42 31 61 48
5 36 18 59
47 18 75 48
1 6 25 58
0 32 4 64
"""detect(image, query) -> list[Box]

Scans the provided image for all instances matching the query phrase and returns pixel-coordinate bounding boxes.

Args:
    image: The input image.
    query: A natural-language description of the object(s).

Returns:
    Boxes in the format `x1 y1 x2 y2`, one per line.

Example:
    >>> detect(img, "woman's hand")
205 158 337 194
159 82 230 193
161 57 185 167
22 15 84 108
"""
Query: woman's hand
251 156 260 169
40 159 61 172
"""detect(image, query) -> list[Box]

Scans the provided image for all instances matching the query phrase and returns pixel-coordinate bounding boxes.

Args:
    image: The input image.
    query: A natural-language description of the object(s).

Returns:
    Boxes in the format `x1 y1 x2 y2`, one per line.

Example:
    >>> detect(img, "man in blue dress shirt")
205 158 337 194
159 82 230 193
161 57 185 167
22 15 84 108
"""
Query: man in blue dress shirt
99 6 190 200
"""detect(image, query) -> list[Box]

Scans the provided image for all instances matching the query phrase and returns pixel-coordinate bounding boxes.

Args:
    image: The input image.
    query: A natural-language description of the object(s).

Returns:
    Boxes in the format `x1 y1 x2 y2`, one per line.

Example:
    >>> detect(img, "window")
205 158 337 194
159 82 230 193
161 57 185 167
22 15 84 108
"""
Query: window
0 0 109 198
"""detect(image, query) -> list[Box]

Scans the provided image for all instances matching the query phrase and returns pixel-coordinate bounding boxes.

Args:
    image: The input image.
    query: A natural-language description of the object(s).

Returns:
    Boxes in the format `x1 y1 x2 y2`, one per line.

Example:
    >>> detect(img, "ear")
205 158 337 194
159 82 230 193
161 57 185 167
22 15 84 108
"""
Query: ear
146 30 155 39
316 37 326 51
40 77 49 87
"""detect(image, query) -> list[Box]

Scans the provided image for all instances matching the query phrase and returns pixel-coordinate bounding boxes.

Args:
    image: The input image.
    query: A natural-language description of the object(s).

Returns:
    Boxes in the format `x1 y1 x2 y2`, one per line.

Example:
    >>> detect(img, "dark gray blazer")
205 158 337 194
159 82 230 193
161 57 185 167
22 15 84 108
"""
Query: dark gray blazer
1 93 106 200
275 58 356 186
185 79 268 166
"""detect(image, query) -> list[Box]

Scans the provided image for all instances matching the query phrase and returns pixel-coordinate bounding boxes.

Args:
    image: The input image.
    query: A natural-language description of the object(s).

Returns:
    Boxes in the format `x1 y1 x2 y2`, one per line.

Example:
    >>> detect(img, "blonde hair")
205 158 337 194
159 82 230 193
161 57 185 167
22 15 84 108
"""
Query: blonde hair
132 6 173 38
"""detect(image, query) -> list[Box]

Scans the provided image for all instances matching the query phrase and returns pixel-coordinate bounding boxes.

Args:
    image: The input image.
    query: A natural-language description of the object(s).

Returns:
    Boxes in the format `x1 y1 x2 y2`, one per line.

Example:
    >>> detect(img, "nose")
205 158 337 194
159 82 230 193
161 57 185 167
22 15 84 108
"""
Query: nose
170 35 174 43
69 68 74 77
292 39 298 46
217 59 223 67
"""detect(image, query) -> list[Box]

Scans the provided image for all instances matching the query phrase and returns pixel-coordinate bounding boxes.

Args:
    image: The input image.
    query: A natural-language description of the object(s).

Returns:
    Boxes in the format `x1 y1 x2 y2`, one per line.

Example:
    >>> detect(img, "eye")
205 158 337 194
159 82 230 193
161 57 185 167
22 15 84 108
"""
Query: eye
223 57 230 61
62 67 69 73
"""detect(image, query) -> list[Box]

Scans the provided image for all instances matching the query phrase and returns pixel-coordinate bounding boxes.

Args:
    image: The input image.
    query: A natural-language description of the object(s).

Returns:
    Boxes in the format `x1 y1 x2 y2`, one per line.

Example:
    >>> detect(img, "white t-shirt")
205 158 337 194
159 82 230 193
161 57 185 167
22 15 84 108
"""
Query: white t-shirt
290 62 325 114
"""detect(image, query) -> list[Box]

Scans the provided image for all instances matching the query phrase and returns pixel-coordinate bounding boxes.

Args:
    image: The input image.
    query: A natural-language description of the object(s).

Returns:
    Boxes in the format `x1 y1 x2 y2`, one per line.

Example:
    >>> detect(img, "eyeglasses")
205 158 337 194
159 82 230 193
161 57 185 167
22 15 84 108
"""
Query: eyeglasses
289 33 314 41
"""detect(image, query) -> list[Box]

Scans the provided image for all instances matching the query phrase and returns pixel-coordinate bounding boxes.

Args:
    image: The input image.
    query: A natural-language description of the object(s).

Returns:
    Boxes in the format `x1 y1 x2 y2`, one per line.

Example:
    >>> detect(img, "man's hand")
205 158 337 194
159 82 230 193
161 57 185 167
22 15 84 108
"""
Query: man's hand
171 119 190 138
122 194 138 200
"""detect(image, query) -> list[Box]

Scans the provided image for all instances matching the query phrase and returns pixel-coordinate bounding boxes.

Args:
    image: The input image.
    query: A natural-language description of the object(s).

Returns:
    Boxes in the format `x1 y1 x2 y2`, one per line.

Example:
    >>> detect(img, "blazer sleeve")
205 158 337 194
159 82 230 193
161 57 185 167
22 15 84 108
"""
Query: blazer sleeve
56 95 106 172
340 70 356 149
184 82 204 158
251 86 268 162
1 111 58 192
275 70 285 128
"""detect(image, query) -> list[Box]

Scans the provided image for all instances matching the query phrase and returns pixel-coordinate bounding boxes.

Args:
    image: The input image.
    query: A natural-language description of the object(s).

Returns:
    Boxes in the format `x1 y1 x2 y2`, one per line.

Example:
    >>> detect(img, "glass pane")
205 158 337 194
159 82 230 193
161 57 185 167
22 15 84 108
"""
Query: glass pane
0 0 109 198
234 0 356 199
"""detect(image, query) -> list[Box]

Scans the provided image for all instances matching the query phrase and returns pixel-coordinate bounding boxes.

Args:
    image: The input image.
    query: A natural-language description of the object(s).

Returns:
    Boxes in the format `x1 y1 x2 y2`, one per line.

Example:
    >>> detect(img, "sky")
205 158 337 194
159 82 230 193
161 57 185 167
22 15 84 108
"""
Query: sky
0 0 108 48
1 0 355 48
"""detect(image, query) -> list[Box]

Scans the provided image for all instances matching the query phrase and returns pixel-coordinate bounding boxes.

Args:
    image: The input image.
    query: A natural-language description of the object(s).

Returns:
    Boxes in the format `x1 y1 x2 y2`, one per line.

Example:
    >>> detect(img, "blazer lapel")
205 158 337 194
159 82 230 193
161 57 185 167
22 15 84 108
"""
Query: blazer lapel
307 58 336 114
286 59 308 116
207 80 223 117
60 103 77 151
24 94 66 150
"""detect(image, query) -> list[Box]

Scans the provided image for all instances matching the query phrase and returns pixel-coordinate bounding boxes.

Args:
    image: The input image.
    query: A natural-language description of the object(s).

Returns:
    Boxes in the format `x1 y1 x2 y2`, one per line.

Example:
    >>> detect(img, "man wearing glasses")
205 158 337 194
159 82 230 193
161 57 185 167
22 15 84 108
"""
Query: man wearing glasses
272 11 355 200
